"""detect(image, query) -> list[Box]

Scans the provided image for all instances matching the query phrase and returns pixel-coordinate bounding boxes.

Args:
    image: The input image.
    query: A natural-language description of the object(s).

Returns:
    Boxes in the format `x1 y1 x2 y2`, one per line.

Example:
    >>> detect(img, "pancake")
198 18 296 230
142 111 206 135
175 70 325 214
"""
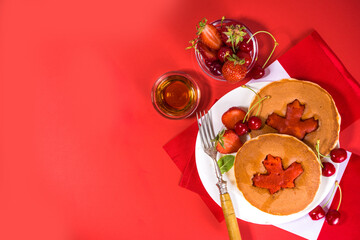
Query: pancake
249 78 340 156
234 133 321 215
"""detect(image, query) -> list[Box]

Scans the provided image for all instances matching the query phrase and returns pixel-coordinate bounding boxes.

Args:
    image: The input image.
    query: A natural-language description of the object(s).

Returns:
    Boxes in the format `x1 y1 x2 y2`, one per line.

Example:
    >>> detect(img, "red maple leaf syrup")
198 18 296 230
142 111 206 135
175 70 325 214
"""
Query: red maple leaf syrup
252 154 304 194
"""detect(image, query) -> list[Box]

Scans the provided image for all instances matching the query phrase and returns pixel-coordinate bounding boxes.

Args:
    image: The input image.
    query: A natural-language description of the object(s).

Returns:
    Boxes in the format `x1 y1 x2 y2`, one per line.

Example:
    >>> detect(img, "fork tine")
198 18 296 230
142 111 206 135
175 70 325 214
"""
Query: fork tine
196 111 208 149
205 110 216 145
197 110 217 149
203 111 214 147
208 111 216 140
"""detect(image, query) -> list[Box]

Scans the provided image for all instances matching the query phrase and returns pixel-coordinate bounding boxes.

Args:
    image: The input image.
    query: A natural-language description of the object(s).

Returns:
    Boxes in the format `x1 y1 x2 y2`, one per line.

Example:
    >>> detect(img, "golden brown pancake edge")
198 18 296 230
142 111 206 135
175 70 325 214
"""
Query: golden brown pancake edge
234 133 321 215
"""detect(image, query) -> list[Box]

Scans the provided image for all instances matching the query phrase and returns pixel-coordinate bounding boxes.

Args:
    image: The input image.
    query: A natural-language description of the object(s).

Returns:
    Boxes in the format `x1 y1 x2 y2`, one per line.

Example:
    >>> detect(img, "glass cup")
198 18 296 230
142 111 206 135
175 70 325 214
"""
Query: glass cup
151 71 200 119
195 18 258 82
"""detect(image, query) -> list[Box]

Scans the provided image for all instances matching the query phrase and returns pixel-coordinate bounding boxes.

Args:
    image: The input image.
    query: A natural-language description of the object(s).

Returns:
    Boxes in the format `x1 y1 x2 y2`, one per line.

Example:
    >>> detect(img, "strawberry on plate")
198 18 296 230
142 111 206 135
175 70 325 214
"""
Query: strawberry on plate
196 18 222 50
214 129 243 154
222 54 247 83
221 106 246 129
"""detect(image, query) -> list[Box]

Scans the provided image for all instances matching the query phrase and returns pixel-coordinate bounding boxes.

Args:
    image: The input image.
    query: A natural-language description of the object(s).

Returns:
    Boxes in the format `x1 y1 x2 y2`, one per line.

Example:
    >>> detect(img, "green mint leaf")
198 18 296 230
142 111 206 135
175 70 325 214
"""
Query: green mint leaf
217 155 235 174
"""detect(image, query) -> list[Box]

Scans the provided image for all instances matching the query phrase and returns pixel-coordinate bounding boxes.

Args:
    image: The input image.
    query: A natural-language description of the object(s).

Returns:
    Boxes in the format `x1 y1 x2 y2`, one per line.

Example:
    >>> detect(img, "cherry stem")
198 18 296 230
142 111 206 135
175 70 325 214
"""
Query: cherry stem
315 140 324 168
220 16 225 28
242 95 270 123
322 181 339 208
241 85 262 116
336 181 342 211
316 141 330 158
247 30 279 69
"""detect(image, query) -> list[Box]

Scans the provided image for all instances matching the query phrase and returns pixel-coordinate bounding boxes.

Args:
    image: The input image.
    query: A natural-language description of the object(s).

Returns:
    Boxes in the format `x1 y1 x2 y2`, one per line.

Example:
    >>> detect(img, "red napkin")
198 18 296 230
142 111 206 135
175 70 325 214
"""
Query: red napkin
163 121 225 221
163 30 360 234
278 31 360 132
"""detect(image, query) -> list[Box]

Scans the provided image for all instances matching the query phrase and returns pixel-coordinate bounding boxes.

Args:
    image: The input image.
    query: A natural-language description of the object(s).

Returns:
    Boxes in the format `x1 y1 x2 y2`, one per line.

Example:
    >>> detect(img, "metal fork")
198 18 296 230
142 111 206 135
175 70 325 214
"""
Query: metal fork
196 111 241 240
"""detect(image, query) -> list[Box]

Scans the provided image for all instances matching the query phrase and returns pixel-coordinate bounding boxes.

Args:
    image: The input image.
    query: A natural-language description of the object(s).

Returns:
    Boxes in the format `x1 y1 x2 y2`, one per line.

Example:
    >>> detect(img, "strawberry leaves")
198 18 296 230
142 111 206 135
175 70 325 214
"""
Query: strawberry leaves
196 18 208 36
222 24 247 52
213 129 242 154
226 53 245 65
213 129 226 148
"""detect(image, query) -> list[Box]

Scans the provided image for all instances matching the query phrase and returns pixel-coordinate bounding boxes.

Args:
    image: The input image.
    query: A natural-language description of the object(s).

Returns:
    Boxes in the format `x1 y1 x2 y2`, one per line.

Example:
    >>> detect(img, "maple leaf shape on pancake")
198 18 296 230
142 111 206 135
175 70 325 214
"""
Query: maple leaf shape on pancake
252 154 304 194
266 99 318 140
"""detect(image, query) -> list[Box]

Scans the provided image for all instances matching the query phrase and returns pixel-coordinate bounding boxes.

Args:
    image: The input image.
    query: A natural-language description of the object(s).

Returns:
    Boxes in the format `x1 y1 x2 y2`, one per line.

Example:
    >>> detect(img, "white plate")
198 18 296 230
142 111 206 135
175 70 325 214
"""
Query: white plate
195 81 339 225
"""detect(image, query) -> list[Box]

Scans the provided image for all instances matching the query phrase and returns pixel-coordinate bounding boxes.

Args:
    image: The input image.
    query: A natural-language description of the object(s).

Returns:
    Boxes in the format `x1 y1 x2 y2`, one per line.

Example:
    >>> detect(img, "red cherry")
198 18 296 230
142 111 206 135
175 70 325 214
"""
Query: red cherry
326 209 341 225
205 60 213 68
330 148 347 163
236 52 252 68
217 46 233 63
322 162 336 177
234 121 250 136
208 60 223 76
247 116 262 130
249 65 265 79
308 205 325 220
239 41 253 53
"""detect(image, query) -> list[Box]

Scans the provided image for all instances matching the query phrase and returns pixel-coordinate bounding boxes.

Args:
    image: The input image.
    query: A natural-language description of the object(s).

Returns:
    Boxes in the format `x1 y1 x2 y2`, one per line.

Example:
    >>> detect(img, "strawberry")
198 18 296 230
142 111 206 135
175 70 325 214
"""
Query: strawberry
197 42 217 62
214 129 243 154
197 18 222 50
221 107 247 129
222 54 247 83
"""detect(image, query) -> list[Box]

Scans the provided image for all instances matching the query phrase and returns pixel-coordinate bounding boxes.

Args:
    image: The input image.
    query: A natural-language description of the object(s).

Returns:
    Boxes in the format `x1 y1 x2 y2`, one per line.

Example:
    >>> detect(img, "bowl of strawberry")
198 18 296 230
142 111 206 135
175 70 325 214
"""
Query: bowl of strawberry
188 17 258 83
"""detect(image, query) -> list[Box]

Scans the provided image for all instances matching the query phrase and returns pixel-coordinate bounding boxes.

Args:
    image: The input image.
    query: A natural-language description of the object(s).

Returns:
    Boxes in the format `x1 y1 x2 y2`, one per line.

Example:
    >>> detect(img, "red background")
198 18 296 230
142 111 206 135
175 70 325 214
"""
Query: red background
1 0 359 239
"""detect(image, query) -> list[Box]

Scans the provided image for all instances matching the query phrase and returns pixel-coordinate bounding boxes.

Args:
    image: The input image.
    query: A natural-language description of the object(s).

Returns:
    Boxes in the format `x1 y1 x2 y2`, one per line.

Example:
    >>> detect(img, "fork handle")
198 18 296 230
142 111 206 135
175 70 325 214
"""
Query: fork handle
220 193 241 240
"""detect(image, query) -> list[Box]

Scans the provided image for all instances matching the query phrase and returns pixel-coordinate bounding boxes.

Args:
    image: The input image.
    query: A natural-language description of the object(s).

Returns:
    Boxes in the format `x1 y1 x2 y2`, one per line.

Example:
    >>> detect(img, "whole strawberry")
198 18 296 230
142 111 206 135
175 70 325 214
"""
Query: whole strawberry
221 107 246 129
214 129 243 154
222 54 247 83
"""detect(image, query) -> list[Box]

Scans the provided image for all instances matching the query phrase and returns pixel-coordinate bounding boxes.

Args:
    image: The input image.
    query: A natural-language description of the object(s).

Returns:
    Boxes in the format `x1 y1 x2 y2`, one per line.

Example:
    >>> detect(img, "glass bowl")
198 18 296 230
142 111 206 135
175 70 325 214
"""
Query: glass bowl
151 71 201 119
195 18 258 82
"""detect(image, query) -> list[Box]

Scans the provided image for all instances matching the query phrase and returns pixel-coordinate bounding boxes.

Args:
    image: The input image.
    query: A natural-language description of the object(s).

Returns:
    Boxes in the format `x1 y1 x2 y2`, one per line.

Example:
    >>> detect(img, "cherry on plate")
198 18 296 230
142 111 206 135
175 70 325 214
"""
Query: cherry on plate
330 148 347 163
234 121 250 136
322 162 336 177
309 205 325 220
326 209 341 225
247 116 262 130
